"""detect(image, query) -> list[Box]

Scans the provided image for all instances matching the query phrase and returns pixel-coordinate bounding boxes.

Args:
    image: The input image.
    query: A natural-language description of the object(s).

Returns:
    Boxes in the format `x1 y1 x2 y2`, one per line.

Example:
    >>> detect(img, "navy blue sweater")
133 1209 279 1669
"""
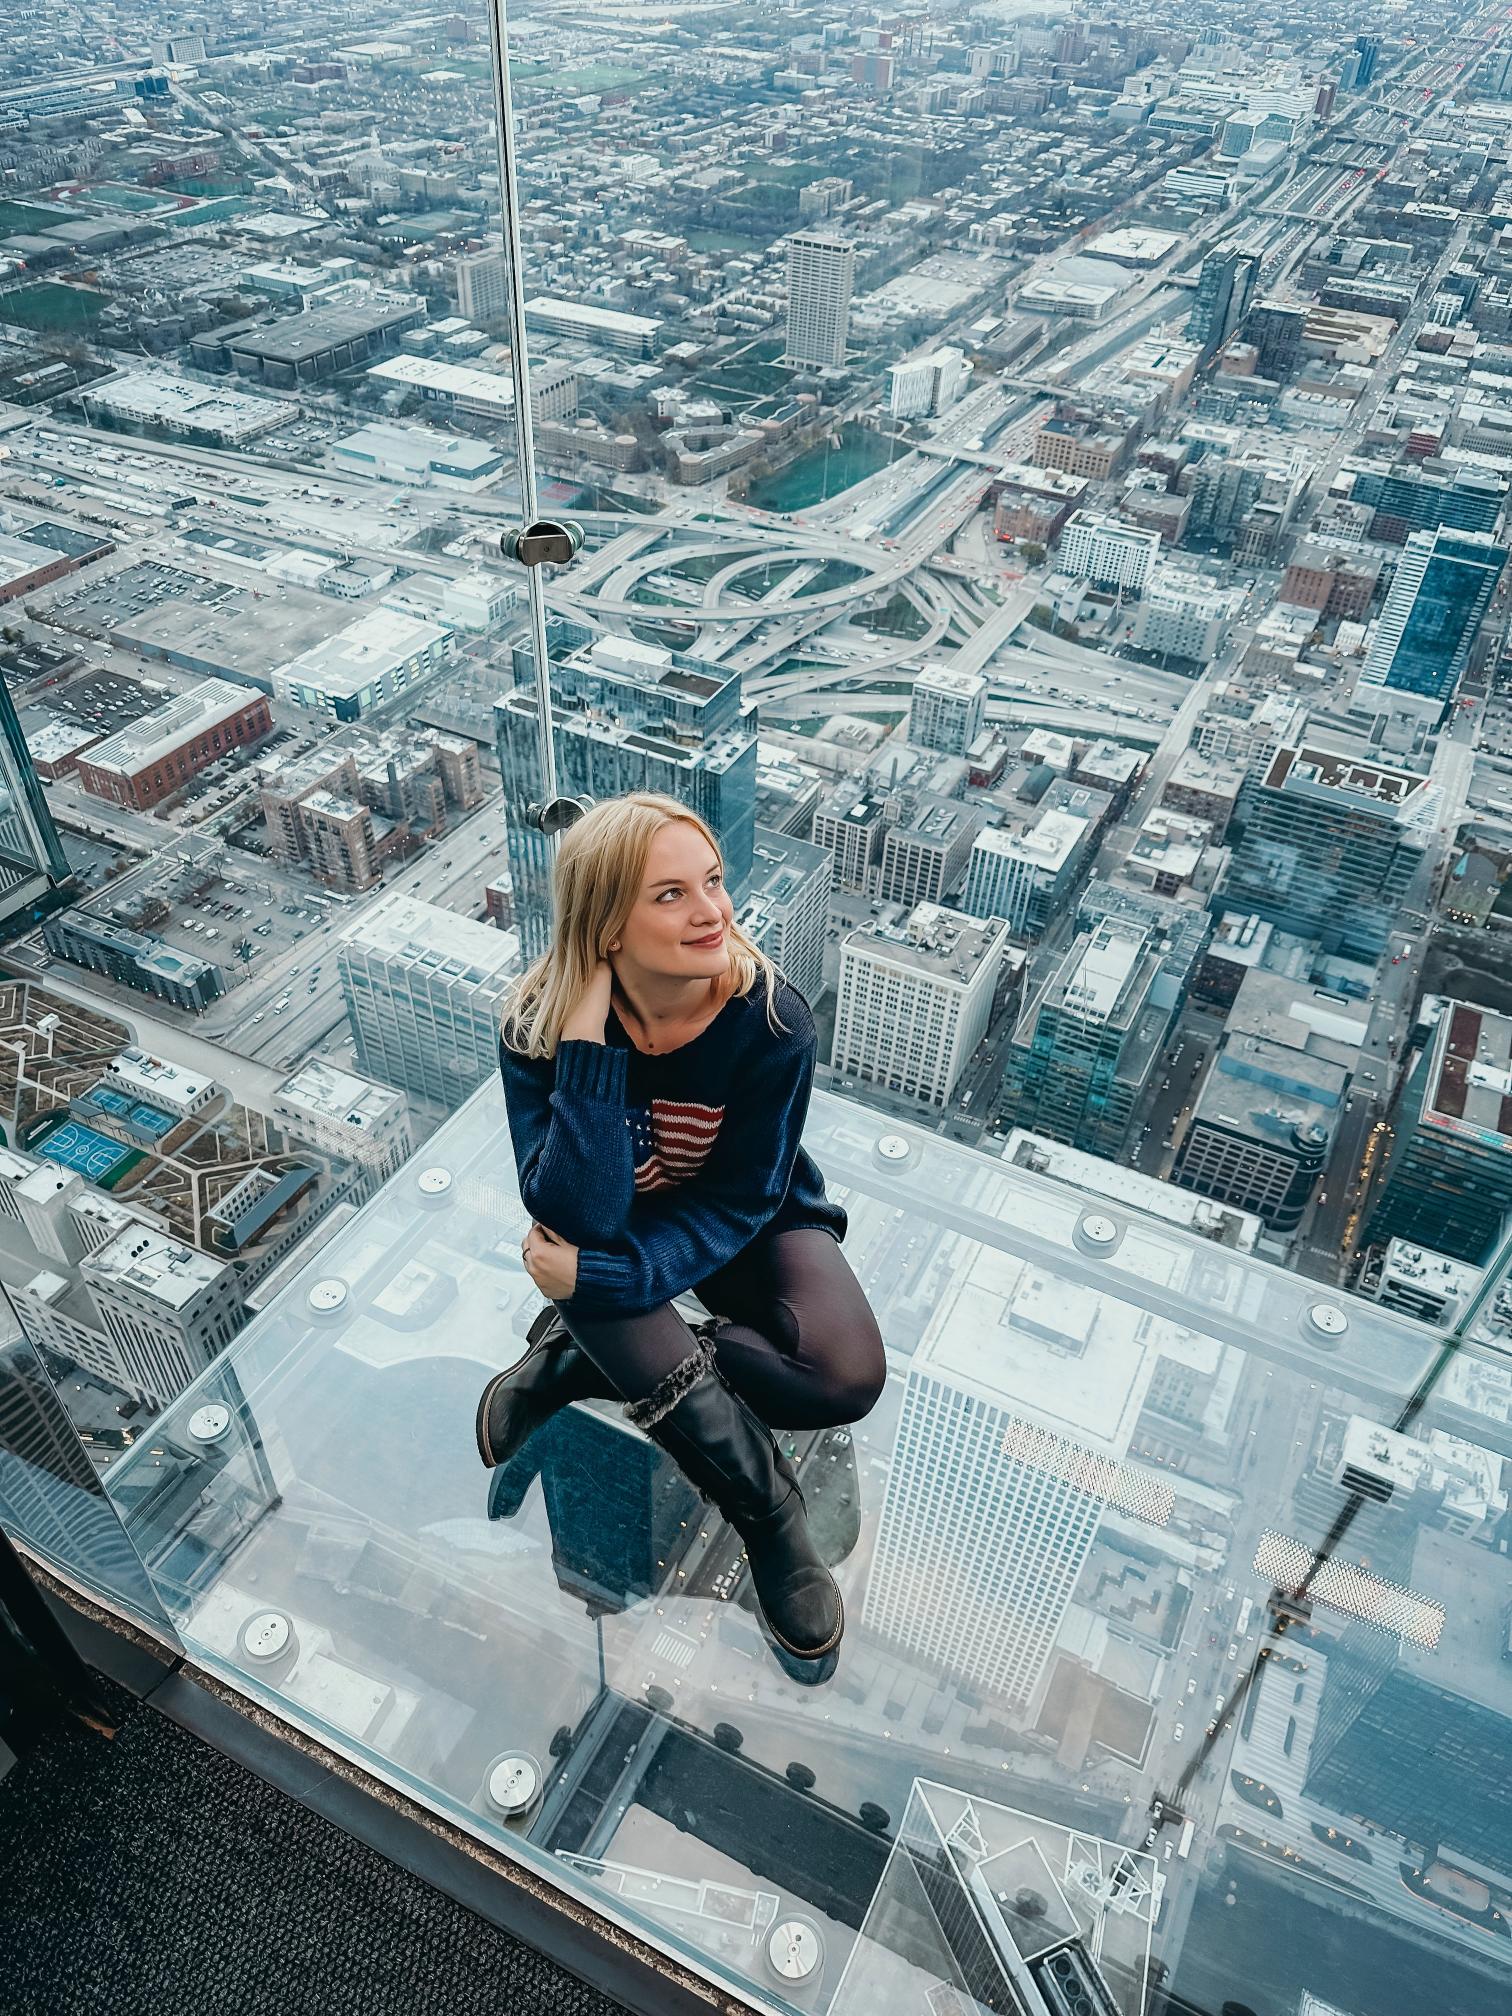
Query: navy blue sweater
498 973 847 1317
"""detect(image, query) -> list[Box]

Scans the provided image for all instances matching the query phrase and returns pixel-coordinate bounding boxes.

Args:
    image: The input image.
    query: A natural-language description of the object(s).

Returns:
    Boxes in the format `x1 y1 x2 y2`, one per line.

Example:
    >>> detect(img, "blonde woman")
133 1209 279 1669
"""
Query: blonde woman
478 791 884 1662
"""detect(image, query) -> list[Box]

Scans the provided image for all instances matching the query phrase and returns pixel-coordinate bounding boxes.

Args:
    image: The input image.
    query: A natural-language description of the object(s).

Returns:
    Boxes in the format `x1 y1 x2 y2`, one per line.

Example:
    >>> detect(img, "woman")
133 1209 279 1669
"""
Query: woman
477 790 885 1662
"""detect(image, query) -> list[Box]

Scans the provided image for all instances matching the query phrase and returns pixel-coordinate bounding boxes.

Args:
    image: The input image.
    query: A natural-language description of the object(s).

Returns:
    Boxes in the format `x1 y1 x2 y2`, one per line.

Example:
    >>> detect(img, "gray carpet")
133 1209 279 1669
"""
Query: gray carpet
0 1679 633 2016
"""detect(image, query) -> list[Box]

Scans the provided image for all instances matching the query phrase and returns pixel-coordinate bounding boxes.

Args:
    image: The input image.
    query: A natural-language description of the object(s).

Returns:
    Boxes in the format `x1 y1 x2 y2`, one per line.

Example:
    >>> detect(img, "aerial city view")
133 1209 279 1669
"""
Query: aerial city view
0 2 1511 2013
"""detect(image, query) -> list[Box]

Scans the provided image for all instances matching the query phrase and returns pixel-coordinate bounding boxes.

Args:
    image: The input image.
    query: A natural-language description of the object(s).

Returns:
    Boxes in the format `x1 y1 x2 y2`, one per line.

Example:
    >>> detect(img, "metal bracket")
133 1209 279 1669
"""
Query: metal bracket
524 794 595 836
500 519 585 569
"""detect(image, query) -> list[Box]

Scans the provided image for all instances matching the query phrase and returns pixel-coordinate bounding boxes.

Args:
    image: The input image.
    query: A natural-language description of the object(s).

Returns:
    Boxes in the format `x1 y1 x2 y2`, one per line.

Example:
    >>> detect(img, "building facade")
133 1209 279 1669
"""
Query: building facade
784 231 856 368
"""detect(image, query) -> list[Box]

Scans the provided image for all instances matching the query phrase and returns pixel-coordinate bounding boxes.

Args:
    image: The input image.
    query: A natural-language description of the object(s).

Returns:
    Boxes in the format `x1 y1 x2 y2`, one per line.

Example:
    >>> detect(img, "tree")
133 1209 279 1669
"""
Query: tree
713 1722 744 1753
784 1761 817 1793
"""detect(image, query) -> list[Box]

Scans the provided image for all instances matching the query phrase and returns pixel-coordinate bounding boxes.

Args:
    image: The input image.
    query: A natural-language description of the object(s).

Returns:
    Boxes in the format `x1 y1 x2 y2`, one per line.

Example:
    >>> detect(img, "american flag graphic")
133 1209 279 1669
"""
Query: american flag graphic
627 1098 725 1193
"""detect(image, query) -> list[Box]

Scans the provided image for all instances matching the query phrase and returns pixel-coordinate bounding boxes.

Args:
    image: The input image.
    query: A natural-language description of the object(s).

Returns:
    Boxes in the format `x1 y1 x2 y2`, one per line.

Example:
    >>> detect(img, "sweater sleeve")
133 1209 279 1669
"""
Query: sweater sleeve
564 1008 817 1316
497 1036 637 1249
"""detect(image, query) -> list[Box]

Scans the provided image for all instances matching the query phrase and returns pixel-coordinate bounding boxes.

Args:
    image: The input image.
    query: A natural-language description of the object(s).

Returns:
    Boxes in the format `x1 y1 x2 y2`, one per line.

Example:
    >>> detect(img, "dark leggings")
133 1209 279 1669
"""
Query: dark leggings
554 1226 886 1432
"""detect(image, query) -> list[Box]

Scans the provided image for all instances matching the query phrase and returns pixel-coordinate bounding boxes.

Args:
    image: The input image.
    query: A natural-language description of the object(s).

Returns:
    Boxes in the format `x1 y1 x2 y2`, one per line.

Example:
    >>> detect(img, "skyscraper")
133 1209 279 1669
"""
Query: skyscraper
1354 33 1380 89
0 677 72 938
1243 299 1307 381
495 623 758 963
864 1243 1162 1704
1357 525 1507 721
1002 916 1177 1161
784 231 855 368
1221 743 1435 960
336 893 516 1109
1365 999 1512 1264
456 245 509 322
1187 245 1261 359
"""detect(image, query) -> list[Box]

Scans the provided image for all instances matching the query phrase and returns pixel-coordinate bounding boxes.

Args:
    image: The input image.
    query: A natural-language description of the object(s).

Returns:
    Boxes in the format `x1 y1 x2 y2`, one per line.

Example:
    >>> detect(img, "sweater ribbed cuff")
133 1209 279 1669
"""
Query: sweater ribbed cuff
553 1038 627 1103
568 1242 639 1310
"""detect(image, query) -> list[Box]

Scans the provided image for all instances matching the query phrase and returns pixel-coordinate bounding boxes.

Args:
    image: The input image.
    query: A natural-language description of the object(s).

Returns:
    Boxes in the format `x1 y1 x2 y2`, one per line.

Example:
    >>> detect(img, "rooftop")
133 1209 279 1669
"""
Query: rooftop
337 892 516 981
1426 1000 1512 1145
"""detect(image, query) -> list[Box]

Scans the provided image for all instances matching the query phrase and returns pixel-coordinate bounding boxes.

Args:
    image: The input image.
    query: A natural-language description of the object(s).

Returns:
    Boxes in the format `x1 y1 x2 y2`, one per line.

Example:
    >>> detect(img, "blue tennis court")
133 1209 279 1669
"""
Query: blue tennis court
129 1103 175 1138
38 1120 133 1180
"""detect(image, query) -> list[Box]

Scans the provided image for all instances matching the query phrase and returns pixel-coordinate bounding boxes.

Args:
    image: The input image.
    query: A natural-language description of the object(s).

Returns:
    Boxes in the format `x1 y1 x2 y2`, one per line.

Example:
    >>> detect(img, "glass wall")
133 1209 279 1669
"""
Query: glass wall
0 1 1511 2011
91 1090 1512 2015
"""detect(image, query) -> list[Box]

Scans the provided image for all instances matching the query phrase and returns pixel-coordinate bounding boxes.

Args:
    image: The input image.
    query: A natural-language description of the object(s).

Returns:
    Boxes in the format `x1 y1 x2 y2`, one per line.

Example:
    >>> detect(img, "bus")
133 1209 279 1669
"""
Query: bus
1176 1818 1195 1860
1236 1596 1255 1638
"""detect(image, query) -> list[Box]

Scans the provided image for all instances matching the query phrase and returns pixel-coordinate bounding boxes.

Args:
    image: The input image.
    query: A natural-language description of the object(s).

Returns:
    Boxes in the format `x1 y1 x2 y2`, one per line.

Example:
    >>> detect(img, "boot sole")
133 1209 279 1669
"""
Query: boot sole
476 1308 562 1468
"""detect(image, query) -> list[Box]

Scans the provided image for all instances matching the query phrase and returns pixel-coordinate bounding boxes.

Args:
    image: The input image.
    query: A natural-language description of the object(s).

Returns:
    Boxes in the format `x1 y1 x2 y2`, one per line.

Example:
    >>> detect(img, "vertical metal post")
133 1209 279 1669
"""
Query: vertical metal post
483 0 560 834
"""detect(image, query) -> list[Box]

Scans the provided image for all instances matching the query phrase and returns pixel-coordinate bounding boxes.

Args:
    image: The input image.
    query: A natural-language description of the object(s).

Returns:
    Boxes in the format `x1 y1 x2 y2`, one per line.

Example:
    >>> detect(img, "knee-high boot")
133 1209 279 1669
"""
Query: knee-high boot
624 1338 843 1661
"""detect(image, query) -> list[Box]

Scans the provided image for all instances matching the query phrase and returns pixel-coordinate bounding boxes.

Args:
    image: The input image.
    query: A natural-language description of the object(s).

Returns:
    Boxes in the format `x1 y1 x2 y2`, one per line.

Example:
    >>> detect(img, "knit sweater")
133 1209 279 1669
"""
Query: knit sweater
498 972 847 1317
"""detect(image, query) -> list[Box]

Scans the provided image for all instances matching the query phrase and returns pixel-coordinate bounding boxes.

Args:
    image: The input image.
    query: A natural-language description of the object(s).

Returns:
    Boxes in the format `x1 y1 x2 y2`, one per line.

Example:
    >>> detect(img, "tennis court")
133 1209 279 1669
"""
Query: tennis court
36 1120 133 1181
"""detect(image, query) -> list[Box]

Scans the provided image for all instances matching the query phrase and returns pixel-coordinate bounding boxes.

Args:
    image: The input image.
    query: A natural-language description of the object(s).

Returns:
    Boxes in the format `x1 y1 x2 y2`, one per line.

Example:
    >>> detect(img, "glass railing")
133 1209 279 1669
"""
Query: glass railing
2 4 1512 2012
73 1084 1511 2016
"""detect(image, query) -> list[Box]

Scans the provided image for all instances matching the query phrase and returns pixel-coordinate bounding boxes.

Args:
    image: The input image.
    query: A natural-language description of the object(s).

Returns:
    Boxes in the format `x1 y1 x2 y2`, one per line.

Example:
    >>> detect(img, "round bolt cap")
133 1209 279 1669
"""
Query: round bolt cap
186 1403 231 1444
241 1611 293 1662
484 1752 542 1815
1307 1300 1349 1340
307 1277 347 1315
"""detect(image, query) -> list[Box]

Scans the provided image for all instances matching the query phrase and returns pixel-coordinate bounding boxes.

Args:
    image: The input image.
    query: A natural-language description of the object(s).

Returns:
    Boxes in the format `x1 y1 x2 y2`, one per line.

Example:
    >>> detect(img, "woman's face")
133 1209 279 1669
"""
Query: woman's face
613 823 733 979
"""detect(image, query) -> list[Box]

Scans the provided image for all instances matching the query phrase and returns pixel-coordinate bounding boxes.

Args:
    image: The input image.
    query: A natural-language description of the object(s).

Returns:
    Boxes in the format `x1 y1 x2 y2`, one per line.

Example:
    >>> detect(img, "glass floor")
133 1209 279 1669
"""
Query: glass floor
96 1084 1512 2016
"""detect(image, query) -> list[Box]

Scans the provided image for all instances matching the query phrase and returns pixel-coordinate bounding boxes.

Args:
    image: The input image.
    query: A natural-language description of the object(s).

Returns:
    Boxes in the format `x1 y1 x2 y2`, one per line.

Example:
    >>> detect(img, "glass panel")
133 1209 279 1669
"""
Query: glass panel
0 1294 182 1645
7 2 1511 2011
104 1089 1511 2014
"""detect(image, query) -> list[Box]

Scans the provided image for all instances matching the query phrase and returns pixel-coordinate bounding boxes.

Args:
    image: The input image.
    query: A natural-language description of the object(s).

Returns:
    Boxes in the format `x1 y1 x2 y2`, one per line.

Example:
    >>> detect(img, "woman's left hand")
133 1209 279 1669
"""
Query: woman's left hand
522 1222 579 1301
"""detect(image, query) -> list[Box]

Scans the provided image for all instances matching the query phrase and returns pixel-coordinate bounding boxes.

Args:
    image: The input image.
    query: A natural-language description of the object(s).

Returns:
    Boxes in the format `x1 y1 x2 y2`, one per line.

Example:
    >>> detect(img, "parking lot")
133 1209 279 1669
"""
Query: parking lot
38 666 174 738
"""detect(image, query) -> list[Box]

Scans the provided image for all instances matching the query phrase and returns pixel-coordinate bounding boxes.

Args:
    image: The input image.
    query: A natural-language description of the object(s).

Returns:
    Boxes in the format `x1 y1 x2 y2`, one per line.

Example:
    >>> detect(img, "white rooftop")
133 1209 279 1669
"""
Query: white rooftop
276 1059 407 1131
916 1242 1155 1457
81 679 257 779
339 893 516 981
85 1223 227 1309
278 608 451 699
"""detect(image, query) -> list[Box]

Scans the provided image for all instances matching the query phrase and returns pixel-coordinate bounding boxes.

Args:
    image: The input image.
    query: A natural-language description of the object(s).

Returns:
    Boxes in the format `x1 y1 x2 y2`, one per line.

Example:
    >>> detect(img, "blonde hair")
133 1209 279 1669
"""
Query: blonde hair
500 790 791 1060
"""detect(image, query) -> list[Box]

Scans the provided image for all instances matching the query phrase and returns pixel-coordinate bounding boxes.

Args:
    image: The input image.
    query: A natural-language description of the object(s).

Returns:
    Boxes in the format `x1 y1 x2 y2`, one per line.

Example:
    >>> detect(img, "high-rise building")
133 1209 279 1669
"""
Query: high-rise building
271 1060 413 1199
962 808 1097 940
495 624 758 964
1353 33 1380 89
726 828 832 1012
1133 568 1245 662
1187 245 1261 358
1357 526 1507 721
872 790 985 910
1365 999 1512 1264
1001 915 1175 1160
1305 1580 1512 1879
0 675 73 938
1244 299 1307 381
1058 512 1161 593
455 246 509 322
864 1240 1160 1703
908 665 986 755
1221 743 1435 960
0 1153 247 1406
336 894 516 1110
784 231 855 368
1172 971 1366 1234
832 904 1012 1109
1349 460 1506 544
887 346 967 417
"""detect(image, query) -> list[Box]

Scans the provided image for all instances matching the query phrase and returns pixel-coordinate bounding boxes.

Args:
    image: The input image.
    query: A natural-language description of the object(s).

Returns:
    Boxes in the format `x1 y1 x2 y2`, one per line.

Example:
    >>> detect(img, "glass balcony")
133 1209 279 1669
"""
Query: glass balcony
1 4 1510 2013
62 1083 1509 2016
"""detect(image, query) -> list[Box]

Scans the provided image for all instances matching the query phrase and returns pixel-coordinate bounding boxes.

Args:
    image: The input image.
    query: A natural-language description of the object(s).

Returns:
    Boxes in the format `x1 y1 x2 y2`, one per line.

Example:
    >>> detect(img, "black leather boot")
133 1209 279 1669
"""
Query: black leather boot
625 1339 844 1661
476 1305 620 1470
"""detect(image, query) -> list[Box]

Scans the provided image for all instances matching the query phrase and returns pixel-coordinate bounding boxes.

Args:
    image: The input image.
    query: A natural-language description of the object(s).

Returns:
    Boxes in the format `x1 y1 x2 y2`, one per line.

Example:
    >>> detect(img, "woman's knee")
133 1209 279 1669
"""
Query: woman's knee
821 1309 887 1425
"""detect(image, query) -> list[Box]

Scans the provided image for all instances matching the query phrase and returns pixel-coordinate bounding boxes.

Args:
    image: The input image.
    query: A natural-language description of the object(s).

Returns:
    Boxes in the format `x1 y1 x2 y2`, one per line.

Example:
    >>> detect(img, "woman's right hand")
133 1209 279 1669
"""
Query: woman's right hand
561 958 615 1043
